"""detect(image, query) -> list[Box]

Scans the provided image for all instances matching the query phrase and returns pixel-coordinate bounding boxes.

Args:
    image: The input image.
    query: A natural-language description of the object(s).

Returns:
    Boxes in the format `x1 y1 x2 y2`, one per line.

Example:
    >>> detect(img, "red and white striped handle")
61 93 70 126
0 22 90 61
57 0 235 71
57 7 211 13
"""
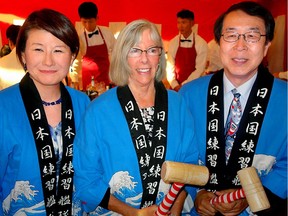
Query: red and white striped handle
156 182 184 216
210 188 245 204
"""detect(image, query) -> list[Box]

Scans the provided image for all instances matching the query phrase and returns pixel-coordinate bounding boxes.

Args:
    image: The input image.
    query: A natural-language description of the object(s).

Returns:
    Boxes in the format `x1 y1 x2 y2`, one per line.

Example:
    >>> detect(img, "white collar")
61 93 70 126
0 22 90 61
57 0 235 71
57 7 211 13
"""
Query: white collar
223 72 257 101
85 26 98 34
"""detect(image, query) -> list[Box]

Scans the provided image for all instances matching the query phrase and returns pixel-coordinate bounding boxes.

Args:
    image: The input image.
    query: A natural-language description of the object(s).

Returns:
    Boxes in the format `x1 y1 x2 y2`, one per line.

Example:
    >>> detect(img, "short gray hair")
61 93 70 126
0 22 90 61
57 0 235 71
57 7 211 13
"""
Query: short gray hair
109 19 166 86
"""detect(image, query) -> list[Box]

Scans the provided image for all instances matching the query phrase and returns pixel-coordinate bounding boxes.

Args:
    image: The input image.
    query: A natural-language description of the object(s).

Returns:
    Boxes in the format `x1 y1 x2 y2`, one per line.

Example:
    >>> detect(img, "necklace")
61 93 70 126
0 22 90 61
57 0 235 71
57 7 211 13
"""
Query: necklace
42 97 62 106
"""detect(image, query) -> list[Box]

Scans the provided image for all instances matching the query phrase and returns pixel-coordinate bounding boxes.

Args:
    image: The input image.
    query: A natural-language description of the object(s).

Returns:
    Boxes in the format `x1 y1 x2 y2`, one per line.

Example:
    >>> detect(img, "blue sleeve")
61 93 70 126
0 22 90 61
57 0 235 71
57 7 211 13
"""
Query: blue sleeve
166 91 199 165
0 106 6 215
178 93 199 165
73 104 109 212
261 142 287 199
258 80 287 199
168 91 201 203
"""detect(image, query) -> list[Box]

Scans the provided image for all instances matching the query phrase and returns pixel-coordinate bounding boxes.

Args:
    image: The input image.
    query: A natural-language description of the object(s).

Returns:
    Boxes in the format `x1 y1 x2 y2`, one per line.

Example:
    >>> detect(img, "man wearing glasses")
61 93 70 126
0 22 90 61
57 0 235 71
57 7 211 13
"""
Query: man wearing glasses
180 1 287 215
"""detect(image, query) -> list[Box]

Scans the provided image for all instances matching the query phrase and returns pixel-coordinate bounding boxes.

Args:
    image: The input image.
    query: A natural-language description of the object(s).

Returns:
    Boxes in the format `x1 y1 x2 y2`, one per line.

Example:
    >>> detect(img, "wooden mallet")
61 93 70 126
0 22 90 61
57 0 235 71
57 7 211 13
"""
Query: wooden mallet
210 167 270 213
156 161 209 216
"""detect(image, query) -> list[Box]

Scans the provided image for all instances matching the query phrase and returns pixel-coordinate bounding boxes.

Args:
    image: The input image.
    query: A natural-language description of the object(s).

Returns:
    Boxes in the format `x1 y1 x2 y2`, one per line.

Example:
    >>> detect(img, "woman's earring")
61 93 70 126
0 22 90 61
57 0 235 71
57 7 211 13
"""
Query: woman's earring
23 63 27 72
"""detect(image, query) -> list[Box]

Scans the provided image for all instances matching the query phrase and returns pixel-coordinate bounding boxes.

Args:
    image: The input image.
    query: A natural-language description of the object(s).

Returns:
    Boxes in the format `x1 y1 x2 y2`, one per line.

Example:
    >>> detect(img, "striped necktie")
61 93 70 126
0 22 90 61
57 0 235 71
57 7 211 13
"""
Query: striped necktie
225 88 242 163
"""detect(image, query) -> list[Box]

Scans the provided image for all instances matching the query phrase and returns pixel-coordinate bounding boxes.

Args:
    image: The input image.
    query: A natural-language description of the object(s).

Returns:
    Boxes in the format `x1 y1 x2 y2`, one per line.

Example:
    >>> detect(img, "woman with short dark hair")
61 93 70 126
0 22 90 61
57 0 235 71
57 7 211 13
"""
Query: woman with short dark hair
0 8 90 215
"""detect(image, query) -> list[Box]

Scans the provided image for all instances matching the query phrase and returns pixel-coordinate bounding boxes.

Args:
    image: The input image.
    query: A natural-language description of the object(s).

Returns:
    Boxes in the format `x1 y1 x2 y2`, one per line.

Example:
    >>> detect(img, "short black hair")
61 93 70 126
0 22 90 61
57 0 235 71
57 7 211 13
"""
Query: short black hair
6 24 21 45
78 2 98 18
16 8 79 68
214 1 275 44
177 9 194 20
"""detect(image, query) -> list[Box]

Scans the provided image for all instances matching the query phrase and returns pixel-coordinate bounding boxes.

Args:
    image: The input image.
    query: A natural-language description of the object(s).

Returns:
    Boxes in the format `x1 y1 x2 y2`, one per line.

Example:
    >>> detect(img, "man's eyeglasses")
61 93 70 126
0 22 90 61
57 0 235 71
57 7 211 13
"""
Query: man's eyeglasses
128 47 162 58
221 32 266 43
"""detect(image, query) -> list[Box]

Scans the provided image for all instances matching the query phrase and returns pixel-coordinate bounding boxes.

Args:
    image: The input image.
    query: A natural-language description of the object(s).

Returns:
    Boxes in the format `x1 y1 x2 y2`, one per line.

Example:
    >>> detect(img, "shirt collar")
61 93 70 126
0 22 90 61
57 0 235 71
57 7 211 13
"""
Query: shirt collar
223 72 257 101
180 32 194 40
85 26 98 34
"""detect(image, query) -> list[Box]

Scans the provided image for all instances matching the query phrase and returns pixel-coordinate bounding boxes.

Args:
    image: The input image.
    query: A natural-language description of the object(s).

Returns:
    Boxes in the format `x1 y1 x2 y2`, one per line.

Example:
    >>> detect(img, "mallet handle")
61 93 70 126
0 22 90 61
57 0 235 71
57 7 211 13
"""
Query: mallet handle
210 167 270 213
156 182 184 216
210 188 245 204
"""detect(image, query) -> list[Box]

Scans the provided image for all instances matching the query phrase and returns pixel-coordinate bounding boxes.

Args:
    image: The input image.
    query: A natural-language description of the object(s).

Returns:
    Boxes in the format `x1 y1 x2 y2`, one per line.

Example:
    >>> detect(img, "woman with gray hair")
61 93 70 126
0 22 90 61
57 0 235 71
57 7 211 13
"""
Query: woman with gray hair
73 19 198 215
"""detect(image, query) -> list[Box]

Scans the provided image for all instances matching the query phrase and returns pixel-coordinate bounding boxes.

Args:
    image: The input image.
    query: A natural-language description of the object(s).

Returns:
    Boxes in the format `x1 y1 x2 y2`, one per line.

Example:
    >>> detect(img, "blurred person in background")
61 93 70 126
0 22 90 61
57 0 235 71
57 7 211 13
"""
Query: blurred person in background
166 9 208 91
205 39 223 74
72 1 116 91
0 24 25 90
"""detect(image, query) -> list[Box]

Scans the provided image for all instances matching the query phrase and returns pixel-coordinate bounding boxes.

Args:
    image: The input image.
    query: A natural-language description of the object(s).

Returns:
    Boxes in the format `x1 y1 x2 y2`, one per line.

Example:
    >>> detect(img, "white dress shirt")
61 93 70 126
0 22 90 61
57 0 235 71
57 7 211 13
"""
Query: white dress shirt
166 32 208 88
223 72 257 126
0 49 25 90
70 26 116 89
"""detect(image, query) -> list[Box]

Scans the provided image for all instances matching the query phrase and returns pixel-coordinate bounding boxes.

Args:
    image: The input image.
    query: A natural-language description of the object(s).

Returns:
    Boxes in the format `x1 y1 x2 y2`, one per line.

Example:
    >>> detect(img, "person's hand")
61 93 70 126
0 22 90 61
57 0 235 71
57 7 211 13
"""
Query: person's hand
213 189 248 216
169 189 187 216
173 85 182 92
279 71 288 80
273 71 288 80
195 190 218 216
108 195 161 216
181 80 189 85
136 204 159 216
